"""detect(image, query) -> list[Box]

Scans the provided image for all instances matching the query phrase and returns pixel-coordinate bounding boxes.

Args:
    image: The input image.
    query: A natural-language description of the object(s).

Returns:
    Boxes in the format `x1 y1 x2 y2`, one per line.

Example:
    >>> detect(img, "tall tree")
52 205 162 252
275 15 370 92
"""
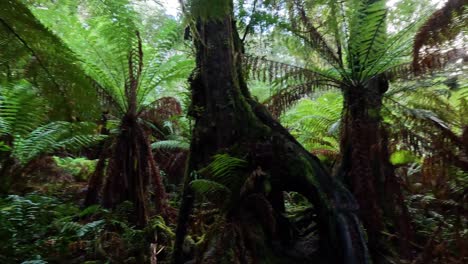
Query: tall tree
172 0 370 263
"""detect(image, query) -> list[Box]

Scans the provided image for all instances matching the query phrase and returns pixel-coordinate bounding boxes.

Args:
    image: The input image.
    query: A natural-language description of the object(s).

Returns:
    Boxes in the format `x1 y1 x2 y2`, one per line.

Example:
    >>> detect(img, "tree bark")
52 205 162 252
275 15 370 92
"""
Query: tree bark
172 2 370 263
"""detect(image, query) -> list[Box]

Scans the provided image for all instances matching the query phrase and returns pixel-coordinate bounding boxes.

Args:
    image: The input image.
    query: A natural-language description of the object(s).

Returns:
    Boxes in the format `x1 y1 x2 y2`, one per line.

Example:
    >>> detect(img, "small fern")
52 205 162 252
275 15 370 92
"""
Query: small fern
190 179 232 207
199 154 249 187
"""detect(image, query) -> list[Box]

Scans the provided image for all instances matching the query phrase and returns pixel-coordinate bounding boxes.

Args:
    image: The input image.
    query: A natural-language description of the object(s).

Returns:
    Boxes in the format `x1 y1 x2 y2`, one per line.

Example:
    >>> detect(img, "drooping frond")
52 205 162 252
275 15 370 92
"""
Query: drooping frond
0 81 46 137
243 55 339 84
243 55 340 116
412 0 468 73
264 80 339 118
191 154 251 209
0 0 101 121
200 153 247 179
198 154 249 191
140 96 184 138
27 0 193 117
384 84 468 171
12 121 105 165
289 0 342 68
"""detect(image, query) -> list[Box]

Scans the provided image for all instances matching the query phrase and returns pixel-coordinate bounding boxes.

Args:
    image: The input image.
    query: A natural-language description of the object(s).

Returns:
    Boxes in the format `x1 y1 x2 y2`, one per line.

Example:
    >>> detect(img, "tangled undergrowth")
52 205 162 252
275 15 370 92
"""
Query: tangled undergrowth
0 192 175 264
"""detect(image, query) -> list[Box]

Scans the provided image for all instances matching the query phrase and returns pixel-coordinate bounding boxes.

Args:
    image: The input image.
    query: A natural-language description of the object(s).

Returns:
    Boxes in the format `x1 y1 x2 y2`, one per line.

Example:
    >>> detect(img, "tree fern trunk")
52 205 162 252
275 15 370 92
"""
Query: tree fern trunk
172 1 370 263
338 78 414 259
101 115 170 227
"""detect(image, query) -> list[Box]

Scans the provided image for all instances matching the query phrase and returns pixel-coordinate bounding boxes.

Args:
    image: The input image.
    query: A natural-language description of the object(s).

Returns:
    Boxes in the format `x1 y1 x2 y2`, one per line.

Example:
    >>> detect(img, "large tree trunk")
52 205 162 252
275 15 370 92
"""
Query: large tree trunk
172 2 370 263
338 79 414 259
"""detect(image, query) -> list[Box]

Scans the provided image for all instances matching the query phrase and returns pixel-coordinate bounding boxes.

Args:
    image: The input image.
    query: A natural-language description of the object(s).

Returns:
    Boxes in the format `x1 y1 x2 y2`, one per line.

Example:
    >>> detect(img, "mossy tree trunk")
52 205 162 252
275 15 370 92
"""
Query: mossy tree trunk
338 78 414 258
172 1 370 263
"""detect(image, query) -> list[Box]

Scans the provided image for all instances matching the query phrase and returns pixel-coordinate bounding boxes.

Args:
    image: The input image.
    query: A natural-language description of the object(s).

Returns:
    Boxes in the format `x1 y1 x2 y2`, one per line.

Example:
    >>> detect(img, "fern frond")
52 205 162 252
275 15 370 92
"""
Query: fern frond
0 0 101 121
0 81 46 137
12 121 105 165
190 179 232 206
347 0 388 80
290 0 342 68
264 80 339 117
198 154 249 192
28 0 191 117
152 139 190 151
243 55 340 84
412 0 467 73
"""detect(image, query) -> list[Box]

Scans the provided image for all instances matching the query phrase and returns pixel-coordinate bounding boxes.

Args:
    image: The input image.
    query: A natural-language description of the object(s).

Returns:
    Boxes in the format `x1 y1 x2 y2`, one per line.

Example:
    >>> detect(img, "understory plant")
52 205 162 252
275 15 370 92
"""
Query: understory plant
0 81 104 193
0 193 175 263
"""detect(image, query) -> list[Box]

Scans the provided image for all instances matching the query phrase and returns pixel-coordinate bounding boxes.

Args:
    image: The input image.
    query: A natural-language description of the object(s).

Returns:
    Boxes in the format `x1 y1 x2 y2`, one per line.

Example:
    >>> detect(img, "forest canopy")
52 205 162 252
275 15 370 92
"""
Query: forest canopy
0 0 466 263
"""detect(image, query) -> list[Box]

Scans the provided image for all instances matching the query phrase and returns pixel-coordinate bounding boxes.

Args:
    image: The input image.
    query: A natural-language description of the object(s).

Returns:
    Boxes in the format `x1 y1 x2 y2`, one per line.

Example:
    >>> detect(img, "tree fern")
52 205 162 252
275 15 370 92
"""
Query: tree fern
245 0 463 115
2 0 193 120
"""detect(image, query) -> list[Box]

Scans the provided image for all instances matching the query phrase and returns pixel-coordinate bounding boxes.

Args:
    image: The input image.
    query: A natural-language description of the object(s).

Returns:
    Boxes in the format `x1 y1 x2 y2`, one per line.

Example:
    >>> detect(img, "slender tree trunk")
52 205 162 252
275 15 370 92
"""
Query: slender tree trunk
338 78 413 259
173 2 370 263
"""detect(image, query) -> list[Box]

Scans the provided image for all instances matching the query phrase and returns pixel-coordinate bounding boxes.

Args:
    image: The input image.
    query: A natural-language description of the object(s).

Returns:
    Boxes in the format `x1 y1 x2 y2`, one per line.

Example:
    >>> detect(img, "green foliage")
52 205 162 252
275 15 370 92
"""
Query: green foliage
0 193 175 263
200 153 247 177
191 154 249 210
0 0 193 123
152 139 190 151
53 156 98 182
281 92 342 153
390 150 419 165
12 122 105 165
406 171 467 259
28 0 193 116
190 179 232 207
0 81 105 166
0 81 46 137
0 194 80 263
0 0 101 121
246 0 457 117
